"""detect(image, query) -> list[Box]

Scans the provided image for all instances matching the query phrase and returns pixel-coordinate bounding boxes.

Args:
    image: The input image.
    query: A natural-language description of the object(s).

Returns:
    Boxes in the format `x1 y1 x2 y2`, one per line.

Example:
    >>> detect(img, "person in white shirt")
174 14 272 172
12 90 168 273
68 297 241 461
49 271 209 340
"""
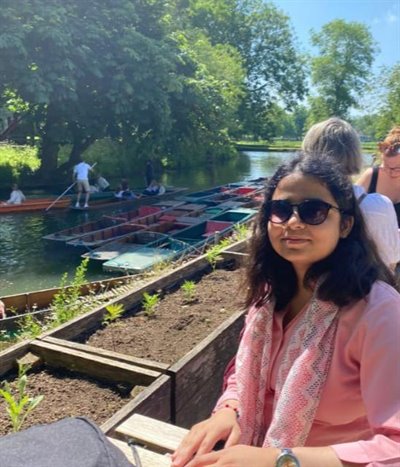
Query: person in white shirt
72 158 93 208
302 117 400 270
4 184 26 205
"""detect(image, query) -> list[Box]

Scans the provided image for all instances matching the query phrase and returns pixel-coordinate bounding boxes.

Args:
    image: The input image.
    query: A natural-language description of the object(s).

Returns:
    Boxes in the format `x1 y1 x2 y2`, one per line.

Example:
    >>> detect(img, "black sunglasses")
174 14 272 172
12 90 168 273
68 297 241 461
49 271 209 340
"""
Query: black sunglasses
266 199 342 225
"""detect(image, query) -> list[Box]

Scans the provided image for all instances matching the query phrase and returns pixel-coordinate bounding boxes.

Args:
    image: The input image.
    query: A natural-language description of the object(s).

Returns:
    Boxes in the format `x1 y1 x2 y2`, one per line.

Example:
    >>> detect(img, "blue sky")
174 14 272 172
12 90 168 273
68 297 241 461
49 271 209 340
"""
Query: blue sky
273 0 400 70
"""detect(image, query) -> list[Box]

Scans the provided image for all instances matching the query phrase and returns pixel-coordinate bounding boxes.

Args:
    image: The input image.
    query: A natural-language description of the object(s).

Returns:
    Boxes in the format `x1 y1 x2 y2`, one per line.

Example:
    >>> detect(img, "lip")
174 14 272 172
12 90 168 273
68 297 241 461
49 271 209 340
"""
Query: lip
281 237 311 244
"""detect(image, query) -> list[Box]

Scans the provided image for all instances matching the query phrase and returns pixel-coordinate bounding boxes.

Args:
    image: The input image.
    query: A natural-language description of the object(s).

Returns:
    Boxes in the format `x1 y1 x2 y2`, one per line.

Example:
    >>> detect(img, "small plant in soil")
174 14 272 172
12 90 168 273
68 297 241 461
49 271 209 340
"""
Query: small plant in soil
142 292 160 317
102 303 124 325
206 238 231 270
50 258 89 326
181 280 196 302
232 223 249 241
0 362 44 432
102 303 125 351
18 313 43 340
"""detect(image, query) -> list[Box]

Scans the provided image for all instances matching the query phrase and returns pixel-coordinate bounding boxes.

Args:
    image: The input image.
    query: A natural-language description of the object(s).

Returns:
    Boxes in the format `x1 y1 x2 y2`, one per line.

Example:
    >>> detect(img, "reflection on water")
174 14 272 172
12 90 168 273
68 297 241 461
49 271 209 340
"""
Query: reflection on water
0 151 300 295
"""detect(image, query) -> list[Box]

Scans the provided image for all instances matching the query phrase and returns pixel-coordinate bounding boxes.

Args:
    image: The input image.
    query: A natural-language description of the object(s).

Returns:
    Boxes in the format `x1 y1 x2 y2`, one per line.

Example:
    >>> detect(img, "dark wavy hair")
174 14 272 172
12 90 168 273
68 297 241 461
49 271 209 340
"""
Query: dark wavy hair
244 153 397 310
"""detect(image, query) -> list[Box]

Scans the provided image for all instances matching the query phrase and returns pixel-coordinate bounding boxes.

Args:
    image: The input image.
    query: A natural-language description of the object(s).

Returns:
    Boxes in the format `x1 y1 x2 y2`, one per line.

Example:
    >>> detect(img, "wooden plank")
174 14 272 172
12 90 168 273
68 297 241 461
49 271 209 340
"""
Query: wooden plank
0 340 31 376
170 309 245 428
109 438 171 467
116 413 188 453
102 374 171 436
30 340 160 385
40 336 169 373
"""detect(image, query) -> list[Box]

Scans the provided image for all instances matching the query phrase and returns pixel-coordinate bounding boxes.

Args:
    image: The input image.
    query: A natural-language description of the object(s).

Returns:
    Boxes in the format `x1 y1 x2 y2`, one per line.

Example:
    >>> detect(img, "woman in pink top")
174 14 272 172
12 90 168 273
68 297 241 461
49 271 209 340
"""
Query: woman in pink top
171 154 400 467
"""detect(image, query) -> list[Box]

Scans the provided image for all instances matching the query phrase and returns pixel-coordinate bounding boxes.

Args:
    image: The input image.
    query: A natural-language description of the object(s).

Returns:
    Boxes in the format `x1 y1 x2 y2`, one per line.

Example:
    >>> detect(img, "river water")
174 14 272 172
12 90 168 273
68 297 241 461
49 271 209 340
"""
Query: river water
0 150 340 295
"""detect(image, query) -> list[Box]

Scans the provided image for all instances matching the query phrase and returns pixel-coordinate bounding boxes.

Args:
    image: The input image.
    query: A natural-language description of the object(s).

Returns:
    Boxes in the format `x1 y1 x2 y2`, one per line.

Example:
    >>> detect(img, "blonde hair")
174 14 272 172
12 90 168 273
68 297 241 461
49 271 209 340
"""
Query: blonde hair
302 117 362 175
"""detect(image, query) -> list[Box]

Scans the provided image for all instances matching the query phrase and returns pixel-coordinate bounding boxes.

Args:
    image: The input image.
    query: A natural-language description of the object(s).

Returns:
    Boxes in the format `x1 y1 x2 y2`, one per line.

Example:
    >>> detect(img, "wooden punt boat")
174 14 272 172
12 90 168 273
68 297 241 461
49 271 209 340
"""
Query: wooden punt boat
81 222 196 262
66 204 211 249
43 204 180 243
102 237 197 274
0 197 71 214
102 209 256 274
70 186 187 211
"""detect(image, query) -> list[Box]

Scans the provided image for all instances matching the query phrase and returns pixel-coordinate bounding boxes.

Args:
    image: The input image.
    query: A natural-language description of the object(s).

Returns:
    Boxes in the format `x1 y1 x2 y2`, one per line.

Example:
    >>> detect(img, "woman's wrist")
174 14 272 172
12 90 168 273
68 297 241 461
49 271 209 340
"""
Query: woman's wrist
212 400 240 419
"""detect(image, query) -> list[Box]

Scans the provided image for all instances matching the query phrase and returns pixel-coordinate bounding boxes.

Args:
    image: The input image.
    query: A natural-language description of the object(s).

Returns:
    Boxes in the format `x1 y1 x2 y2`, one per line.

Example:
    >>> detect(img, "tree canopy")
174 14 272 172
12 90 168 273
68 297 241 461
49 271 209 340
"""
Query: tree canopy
308 19 377 122
0 1 394 182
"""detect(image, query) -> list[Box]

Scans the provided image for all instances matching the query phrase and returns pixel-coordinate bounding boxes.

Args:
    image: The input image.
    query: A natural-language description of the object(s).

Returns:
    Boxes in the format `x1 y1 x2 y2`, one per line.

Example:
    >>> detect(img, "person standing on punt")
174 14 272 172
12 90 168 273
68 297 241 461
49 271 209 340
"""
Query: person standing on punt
72 157 93 208
357 126 400 226
171 154 400 467
302 117 400 271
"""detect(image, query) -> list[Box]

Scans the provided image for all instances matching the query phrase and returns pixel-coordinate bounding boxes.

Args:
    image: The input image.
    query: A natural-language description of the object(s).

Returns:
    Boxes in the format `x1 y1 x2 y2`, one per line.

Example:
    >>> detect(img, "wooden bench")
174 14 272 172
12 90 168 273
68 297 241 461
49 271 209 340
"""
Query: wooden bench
110 414 189 466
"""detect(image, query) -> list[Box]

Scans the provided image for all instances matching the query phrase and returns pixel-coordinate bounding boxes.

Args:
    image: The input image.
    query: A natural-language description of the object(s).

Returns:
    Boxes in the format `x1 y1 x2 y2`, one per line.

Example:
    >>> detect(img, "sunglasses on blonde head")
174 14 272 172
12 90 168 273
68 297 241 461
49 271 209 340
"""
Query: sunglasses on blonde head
266 199 343 226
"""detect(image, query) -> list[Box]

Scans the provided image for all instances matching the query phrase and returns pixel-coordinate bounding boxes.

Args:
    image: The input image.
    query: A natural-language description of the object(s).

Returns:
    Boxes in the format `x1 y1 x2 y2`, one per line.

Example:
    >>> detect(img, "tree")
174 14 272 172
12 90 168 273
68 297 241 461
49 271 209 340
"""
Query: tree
0 0 178 180
177 0 308 139
309 19 377 122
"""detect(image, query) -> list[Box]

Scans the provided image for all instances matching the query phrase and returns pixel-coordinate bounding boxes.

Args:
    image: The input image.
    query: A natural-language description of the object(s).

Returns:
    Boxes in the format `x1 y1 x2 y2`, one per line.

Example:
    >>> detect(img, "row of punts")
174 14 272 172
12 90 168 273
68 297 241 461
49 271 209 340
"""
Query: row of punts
42 181 264 274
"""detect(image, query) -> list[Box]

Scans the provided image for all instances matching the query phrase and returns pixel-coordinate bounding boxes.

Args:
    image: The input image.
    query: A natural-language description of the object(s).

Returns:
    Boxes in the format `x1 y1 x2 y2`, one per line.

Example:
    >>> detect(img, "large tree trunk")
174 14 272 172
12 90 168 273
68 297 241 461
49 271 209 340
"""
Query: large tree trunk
38 134 60 182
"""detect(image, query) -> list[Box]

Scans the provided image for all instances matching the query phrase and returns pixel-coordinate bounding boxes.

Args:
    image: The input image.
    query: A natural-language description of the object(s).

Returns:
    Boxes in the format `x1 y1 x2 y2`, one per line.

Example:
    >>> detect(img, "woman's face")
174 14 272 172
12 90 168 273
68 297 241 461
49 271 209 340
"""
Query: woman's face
267 173 353 278
382 154 400 178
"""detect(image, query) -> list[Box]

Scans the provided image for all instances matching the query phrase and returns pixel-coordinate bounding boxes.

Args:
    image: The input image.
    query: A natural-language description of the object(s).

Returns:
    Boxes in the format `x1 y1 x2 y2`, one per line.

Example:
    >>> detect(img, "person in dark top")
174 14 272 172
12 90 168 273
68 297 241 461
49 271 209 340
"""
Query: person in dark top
145 160 154 187
358 126 400 226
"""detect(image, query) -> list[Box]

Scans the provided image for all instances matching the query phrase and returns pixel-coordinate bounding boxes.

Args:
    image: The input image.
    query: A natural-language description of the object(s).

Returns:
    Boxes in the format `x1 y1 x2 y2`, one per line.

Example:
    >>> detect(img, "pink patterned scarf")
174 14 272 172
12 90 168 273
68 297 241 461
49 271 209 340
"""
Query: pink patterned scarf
235 291 339 448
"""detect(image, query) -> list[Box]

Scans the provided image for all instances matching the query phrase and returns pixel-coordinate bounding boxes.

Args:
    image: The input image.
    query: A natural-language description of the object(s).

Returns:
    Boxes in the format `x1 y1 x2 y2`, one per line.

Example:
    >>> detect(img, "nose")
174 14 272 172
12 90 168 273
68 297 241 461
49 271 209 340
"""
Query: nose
286 207 305 228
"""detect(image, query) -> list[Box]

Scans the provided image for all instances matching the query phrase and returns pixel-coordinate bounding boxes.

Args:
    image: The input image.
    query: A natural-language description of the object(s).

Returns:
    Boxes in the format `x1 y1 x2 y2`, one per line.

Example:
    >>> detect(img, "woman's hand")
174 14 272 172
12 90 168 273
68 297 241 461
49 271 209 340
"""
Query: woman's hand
178 445 279 467
171 408 241 467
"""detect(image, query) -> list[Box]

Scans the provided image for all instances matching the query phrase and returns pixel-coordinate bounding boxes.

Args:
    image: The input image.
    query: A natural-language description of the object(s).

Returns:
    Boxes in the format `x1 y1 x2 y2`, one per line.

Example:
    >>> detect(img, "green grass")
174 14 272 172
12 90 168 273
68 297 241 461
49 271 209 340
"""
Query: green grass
235 140 378 154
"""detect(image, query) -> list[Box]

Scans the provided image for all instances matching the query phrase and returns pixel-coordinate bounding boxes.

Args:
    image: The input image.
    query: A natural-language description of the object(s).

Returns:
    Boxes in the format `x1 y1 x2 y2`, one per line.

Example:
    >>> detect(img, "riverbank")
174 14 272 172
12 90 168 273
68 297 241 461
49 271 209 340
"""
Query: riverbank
235 140 378 154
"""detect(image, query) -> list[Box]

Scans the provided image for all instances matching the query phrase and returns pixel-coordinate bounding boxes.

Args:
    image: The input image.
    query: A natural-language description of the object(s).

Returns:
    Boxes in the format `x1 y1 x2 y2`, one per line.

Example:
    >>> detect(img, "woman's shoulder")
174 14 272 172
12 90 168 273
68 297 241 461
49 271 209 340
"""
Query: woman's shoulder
358 281 400 320
356 167 374 187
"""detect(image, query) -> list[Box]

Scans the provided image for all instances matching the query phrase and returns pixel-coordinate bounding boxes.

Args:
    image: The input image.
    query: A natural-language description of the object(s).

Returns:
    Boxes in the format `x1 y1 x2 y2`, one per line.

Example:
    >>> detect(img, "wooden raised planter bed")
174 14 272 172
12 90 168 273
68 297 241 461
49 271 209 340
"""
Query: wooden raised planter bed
0 338 171 436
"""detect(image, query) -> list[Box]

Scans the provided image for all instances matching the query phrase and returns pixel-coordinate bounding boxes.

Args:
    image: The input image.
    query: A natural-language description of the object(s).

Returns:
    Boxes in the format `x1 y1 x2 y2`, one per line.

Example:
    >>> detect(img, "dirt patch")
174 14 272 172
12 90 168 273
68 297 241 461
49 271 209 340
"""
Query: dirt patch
0 365 132 436
83 266 245 364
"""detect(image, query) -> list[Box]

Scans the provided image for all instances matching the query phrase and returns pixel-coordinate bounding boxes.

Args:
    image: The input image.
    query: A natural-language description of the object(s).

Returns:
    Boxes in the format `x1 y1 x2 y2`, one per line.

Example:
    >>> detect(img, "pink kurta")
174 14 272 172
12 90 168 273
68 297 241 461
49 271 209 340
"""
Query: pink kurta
218 281 400 466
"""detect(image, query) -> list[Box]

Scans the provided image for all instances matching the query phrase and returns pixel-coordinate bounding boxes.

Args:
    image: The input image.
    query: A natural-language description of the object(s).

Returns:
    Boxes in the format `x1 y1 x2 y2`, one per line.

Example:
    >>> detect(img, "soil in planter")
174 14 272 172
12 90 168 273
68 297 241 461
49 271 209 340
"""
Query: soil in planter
0 365 132 436
82 267 246 364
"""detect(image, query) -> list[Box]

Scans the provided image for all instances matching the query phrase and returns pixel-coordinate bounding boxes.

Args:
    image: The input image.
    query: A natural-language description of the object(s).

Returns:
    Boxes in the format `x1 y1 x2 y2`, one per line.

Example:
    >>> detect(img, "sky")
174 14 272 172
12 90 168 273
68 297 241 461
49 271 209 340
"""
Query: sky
273 0 400 70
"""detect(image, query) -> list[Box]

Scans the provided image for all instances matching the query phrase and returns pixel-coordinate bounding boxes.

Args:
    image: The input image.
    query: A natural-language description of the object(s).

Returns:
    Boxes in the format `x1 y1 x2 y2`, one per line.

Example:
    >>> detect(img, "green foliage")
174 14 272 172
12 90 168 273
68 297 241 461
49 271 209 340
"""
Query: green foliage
205 237 231 270
142 292 160 317
0 145 40 184
102 303 124 326
309 19 376 121
0 362 44 432
232 223 249 241
18 314 43 340
181 280 196 301
50 259 89 327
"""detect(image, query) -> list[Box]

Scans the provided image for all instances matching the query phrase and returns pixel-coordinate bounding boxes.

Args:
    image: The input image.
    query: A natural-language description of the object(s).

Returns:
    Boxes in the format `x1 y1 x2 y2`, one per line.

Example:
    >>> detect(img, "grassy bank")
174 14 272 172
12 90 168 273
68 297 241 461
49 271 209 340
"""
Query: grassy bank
236 140 378 154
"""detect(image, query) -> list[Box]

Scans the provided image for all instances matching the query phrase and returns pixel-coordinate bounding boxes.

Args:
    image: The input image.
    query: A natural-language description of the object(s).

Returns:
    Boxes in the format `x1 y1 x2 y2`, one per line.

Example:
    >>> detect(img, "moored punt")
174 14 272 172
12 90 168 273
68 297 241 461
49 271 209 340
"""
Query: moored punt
0 197 71 214
82 223 195 262
70 186 187 211
102 219 238 274
43 205 167 243
102 237 192 273
66 204 212 249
